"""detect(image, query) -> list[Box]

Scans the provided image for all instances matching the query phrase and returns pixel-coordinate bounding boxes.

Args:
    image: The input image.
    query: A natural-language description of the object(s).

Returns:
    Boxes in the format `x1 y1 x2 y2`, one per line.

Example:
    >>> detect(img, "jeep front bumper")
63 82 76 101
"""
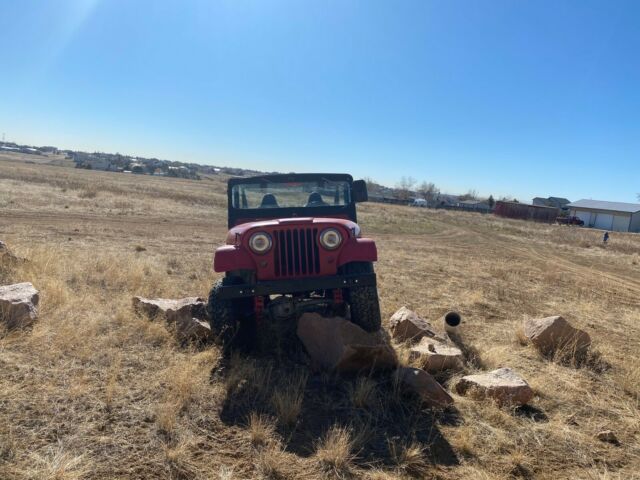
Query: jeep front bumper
216 272 377 299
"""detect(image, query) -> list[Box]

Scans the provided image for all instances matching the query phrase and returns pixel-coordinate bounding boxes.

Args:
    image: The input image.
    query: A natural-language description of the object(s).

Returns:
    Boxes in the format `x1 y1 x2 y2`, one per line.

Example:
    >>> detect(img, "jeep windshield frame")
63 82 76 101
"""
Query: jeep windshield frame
227 173 357 228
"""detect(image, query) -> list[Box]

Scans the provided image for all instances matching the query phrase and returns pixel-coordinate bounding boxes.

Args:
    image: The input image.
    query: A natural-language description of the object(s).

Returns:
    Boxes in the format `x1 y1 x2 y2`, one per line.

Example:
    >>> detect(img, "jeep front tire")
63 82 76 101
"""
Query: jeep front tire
344 262 382 332
207 277 255 351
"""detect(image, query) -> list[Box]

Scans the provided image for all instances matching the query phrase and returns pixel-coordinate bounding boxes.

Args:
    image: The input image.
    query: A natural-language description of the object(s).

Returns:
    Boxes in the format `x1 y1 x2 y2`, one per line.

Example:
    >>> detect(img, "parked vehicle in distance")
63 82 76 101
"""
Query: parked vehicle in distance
556 215 584 226
207 173 381 350
410 198 427 207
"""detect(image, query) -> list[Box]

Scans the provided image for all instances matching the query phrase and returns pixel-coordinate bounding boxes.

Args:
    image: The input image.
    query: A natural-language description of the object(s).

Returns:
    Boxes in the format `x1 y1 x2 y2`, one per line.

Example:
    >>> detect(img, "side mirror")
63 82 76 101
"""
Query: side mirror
352 180 368 203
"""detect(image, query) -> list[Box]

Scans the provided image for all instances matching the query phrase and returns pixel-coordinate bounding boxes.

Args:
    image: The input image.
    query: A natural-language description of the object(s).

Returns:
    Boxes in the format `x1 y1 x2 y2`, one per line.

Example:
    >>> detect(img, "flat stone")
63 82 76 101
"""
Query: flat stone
175 317 212 342
297 312 398 373
455 367 533 406
523 316 591 358
0 282 39 329
394 367 454 408
132 296 207 323
409 337 464 372
389 306 441 343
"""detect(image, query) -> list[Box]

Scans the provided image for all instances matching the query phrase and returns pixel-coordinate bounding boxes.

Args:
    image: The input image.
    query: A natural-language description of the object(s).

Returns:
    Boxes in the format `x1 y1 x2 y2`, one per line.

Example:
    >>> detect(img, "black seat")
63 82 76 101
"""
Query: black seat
305 192 326 207
260 193 279 208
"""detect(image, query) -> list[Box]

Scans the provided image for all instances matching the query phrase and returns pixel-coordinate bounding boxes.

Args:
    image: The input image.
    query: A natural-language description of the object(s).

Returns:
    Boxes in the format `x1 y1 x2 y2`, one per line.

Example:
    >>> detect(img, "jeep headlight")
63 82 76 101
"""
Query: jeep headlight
319 228 342 250
248 232 272 254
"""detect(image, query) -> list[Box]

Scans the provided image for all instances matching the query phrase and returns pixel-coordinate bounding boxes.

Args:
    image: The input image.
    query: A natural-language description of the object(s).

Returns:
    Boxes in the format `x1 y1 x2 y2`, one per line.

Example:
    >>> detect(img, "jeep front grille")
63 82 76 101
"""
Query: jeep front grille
274 228 320 277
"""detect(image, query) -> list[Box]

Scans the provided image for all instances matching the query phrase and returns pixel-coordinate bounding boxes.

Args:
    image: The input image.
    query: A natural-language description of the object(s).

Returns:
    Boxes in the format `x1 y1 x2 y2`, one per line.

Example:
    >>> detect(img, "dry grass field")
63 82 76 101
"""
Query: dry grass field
1 154 639 479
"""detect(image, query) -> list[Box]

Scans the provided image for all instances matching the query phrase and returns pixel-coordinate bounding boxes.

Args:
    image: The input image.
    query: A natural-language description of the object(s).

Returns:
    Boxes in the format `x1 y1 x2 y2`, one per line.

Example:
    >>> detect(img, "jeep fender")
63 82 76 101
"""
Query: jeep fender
213 245 255 273
337 238 377 266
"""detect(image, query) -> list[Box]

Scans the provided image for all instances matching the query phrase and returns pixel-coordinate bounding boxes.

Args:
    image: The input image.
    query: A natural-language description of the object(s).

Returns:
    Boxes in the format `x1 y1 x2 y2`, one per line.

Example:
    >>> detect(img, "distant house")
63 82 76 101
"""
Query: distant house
82 157 112 171
19 147 40 155
532 196 571 209
72 152 115 171
456 200 492 212
567 199 640 233
39 146 58 154
435 194 459 207
131 164 145 174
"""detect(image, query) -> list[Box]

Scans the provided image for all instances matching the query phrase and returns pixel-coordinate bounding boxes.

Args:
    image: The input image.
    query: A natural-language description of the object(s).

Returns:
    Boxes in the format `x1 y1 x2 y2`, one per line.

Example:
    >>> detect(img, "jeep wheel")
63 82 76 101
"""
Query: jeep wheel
207 277 255 352
344 262 382 332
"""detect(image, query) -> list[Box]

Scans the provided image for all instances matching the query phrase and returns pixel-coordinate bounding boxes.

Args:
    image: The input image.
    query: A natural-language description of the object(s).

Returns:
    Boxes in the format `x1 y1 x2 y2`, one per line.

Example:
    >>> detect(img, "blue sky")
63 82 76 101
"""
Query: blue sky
1 0 638 202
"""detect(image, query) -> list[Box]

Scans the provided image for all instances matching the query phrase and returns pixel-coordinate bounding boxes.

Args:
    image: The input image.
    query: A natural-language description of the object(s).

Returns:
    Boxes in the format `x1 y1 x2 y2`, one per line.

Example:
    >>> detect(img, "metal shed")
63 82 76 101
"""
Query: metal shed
566 200 640 233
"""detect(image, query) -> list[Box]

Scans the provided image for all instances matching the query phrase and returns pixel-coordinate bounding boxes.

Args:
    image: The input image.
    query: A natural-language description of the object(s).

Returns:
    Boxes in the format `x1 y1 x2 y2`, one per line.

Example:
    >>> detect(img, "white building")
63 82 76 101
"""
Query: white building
567 199 640 233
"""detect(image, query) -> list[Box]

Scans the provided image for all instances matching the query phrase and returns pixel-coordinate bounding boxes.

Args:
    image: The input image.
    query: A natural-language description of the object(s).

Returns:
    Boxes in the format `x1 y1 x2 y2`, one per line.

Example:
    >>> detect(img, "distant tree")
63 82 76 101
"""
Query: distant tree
396 176 416 200
458 189 479 201
363 177 378 193
488 194 495 208
417 181 440 205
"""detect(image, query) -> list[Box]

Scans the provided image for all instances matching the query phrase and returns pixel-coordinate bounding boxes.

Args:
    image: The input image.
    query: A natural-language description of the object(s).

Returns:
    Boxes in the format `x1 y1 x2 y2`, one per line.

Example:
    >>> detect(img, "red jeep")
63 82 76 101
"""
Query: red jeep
207 173 381 348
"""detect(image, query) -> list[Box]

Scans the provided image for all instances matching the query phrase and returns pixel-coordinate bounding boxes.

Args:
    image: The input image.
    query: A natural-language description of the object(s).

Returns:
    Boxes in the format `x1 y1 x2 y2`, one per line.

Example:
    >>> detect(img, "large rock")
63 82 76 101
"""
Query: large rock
389 307 441 343
297 313 398 373
132 296 206 323
133 296 209 342
523 316 591 357
394 367 454 408
455 368 533 406
174 317 212 342
409 337 464 373
0 282 39 329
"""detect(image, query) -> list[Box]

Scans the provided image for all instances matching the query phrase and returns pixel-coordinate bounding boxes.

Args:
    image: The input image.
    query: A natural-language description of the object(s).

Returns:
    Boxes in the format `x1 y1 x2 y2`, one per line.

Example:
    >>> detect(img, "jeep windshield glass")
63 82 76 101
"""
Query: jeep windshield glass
231 179 351 209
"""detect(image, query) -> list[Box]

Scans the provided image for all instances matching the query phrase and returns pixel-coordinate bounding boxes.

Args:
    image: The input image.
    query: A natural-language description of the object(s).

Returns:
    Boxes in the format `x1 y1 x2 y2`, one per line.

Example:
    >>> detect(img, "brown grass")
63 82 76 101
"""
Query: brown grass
315 426 355 476
387 441 429 477
247 412 276 448
255 446 291 479
348 377 377 409
1 154 640 478
270 371 307 427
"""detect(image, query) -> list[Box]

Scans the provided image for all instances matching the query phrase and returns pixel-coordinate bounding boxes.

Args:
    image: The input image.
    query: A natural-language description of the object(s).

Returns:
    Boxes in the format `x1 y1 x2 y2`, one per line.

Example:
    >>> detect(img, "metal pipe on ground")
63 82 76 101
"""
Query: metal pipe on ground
442 311 462 334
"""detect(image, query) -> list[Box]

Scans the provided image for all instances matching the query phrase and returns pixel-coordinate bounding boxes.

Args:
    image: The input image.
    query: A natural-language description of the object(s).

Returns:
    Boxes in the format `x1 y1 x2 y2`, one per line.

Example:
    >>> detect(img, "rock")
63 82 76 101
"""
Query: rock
174 317 212 342
132 296 207 323
0 241 26 265
409 337 464 373
297 312 398 373
0 282 39 329
394 367 454 407
389 306 441 343
133 296 209 343
523 316 591 357
596 430 619 445
455 368 533 406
